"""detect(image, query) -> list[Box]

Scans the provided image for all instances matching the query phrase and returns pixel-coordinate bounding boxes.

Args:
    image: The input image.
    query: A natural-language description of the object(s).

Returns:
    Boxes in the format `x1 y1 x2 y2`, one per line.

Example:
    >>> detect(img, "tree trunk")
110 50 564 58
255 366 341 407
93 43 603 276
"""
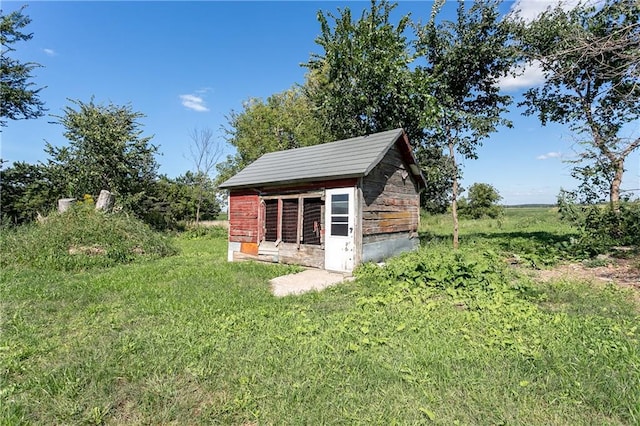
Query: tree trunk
195 186 203 225
449 141 459 249
609 159 623 213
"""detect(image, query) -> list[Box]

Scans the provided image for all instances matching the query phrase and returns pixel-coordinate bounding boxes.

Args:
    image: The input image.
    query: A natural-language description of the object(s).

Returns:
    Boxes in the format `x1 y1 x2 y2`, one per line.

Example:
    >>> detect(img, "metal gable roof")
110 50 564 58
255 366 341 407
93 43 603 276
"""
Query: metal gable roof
219 128 422 189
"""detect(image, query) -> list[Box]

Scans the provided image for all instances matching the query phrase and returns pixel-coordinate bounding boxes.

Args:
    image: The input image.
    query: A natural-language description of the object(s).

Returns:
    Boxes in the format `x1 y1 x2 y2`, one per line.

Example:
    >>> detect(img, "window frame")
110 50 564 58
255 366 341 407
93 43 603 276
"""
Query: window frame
260 191 324 247
329 193 350 237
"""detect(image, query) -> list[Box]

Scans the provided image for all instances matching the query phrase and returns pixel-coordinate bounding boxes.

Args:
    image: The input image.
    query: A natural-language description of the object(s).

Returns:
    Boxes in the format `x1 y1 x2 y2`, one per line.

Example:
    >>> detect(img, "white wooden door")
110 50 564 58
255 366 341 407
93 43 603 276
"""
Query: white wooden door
324 188 355 272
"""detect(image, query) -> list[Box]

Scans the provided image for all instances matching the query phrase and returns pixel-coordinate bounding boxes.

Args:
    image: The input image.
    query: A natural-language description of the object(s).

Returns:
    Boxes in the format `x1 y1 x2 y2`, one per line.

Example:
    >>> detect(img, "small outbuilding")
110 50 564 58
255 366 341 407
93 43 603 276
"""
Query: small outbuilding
219 128 425 272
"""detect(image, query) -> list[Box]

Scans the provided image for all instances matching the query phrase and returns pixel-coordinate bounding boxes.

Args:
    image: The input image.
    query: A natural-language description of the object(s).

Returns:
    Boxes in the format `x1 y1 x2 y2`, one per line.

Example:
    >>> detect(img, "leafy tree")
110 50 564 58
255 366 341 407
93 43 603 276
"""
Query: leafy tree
414 0 517 247
417 145 455 214
558 190 640 255
459 182 503 219
217 86 329 184
303 0 453 212
518 0 640 209
303 0 432 143
174 171 221 221
141 173 221 230
0 6 46 126
188 127 223 224
46 98 159 214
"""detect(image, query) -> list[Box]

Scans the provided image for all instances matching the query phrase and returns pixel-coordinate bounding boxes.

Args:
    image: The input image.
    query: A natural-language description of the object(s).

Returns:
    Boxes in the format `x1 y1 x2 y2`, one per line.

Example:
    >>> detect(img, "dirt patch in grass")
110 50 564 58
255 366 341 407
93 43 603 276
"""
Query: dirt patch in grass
534 255 640 292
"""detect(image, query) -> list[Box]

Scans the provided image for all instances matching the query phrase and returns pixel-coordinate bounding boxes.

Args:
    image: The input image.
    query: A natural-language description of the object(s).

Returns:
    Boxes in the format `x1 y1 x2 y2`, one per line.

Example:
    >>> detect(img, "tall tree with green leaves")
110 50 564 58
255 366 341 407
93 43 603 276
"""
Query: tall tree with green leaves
46 98 159 213
217 86 329 184
459 182 503 219
0 6 46 127
303 0 454 212
414 0 517 248
518 0 640 209
303 0 431 144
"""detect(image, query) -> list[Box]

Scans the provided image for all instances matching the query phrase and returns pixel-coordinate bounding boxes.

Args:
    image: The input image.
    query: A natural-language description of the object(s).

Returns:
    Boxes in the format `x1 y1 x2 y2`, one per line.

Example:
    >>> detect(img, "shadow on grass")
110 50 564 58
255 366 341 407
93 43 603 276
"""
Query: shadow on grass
466 231 575 245
419 230 575 246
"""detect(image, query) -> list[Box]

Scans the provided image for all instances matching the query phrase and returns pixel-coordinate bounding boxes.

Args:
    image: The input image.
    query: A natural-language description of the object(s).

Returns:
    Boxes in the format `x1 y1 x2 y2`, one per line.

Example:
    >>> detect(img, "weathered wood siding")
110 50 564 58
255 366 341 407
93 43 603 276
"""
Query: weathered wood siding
227 185 331 268
278 243 325 269
228 190 259 244
361 144 420 236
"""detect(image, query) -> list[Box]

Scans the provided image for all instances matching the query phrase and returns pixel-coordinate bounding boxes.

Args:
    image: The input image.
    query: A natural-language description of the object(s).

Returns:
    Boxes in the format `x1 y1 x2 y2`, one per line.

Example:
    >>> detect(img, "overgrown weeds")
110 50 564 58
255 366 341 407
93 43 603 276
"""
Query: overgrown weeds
558 197 640 256
0 203 177 271
353 243 639 423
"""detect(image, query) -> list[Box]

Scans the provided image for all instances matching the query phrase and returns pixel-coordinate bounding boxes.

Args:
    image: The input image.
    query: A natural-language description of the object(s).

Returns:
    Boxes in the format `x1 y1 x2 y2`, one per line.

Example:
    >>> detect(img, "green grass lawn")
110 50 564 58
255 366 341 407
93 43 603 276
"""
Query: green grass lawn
2 209 639 425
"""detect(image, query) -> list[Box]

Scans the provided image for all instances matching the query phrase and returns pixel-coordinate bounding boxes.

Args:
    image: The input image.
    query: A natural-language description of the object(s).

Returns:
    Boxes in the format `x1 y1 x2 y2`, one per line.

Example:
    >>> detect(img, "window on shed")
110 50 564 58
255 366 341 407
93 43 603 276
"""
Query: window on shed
281 199 299 243
264 199 278 242
330 193 349 236
302 198 322 245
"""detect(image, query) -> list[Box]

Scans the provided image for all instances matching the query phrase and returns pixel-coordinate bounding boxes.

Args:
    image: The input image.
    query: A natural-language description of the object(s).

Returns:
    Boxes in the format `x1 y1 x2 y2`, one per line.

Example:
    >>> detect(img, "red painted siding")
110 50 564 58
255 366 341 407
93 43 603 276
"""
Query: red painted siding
228 191 259 243
228 179 357 246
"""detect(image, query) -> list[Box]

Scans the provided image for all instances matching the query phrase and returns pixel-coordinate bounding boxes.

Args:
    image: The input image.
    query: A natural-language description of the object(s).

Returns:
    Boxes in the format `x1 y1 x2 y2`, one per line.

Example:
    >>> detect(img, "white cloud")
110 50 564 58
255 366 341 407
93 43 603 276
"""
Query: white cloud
537 151 563 160
498 60 546 91
501 1 598 91
508 0 582 23
179 94 209 112
43 48 57 57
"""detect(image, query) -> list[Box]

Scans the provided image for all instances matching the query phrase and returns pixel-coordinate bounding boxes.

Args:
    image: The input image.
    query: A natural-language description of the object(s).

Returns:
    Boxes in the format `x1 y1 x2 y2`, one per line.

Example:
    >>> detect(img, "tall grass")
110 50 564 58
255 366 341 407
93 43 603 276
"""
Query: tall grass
1 208 638 424
0 204 177 271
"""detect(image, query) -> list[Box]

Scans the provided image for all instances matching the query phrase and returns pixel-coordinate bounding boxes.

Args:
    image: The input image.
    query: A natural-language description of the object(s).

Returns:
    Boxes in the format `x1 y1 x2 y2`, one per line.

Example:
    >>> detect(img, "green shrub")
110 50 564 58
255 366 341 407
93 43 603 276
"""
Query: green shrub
459 183 504 219
558 197 640 256
0 203 177 271
354 245 526 312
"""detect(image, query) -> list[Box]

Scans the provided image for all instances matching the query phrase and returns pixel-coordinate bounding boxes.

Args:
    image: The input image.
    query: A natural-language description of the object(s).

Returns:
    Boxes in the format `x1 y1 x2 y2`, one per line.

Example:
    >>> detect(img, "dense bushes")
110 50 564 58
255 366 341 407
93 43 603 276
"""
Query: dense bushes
0 161 222 230
140 173 222 230
558 194 640 255
0 161 60 226
0 201 177 271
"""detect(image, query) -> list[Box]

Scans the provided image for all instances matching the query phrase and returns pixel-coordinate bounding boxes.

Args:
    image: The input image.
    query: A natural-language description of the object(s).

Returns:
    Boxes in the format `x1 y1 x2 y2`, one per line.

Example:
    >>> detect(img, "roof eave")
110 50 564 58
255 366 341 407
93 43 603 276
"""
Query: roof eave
219 173 365 191
361 128 404 177
360 129 427 190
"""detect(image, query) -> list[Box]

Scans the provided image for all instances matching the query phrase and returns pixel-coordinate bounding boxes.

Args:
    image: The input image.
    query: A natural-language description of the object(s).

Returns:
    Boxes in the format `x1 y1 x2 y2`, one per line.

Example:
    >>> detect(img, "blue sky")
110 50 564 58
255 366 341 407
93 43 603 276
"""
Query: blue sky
2 1 638 205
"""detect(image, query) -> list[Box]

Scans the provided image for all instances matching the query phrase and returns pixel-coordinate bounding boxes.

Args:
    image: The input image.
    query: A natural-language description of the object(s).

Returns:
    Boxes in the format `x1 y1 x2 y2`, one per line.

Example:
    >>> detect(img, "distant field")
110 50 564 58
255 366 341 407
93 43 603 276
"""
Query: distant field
421 206 571 239
2 208 638 424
